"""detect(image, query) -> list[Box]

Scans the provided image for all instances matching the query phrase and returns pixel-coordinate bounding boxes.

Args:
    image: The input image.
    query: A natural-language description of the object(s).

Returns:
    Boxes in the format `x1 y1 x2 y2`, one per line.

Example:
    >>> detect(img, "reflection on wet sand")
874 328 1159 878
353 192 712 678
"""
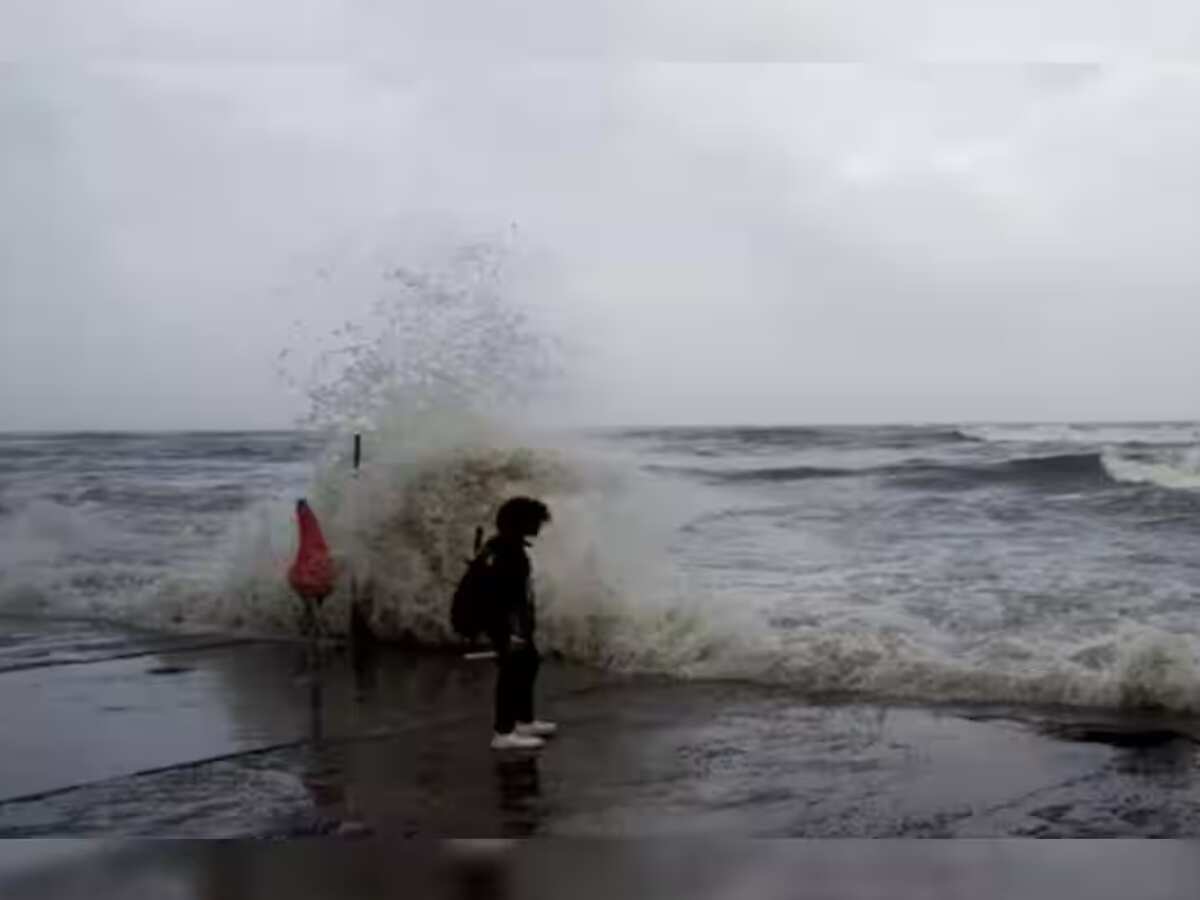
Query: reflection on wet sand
298 648 378 836
352 641 379 704
493 755 542 837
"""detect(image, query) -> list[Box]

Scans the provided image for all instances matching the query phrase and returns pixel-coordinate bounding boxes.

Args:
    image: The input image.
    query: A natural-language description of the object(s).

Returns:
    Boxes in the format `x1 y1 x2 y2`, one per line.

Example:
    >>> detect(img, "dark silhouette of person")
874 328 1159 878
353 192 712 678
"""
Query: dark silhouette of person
486 497 555 750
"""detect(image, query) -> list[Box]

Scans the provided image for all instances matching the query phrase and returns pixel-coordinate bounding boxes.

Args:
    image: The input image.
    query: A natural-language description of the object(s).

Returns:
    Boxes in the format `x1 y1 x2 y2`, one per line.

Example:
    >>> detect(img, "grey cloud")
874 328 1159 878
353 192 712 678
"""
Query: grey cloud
6 1 1200 62
3 20 1200 428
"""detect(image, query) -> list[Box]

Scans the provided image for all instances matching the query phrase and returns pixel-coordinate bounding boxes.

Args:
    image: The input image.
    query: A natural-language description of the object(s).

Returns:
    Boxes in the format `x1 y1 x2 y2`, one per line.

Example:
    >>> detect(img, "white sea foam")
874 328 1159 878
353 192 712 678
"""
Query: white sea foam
1101 447 1200 491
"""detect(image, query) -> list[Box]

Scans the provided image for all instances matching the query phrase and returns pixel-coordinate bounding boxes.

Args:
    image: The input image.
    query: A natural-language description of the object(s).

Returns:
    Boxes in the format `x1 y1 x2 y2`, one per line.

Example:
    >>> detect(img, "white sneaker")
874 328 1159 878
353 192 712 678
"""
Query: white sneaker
491 731 545 751
516 720 558 738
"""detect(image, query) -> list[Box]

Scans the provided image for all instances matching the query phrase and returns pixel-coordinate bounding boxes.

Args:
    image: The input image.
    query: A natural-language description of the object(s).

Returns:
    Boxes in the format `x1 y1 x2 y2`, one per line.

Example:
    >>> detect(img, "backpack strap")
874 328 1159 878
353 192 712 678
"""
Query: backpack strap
464 528 492 568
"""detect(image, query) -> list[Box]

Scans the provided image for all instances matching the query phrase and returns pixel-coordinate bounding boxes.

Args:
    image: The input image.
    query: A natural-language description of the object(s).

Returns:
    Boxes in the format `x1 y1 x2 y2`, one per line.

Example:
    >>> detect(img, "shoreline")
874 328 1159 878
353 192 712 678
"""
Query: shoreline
0 616 1198 836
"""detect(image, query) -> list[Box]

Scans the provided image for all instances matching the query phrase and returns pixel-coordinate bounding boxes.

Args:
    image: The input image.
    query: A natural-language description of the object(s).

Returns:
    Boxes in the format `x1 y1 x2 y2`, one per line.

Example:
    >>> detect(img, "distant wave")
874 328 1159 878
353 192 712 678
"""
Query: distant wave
890 453 1111 491
645 463 862 483
71 483 255 514
622 425 973 453
653 452 1117 491
960 423 1200 446
657 448 1200 495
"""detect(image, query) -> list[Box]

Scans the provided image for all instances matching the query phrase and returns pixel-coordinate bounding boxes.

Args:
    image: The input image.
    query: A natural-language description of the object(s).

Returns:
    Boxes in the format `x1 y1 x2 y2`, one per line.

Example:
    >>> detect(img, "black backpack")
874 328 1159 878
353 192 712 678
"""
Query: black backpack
450 527 494 639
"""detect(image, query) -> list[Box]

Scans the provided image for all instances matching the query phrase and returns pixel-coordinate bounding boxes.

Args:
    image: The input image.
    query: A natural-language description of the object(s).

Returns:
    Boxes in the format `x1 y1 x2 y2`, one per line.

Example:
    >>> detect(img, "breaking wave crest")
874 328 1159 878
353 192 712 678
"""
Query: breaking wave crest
1100 447 1200 491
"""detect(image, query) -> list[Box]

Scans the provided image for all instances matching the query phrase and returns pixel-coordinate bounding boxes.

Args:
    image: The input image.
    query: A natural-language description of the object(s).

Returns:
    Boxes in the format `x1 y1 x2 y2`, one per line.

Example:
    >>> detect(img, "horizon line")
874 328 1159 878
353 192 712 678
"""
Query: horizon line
3 417 1200 436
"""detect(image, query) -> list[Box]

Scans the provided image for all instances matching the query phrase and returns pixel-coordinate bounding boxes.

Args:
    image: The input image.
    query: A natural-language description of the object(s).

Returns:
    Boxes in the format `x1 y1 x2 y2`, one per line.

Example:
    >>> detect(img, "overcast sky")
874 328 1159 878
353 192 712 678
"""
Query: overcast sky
5 4 1200 429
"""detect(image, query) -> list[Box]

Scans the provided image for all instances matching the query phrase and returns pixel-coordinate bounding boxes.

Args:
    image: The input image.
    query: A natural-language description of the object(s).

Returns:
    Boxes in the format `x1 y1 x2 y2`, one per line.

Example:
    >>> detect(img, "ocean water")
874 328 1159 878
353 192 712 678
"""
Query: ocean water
3 422 1200 713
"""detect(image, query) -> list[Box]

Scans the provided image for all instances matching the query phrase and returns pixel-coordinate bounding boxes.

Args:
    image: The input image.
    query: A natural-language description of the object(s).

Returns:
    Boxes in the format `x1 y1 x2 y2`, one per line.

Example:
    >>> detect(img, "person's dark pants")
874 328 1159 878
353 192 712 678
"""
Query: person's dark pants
491 634 541 734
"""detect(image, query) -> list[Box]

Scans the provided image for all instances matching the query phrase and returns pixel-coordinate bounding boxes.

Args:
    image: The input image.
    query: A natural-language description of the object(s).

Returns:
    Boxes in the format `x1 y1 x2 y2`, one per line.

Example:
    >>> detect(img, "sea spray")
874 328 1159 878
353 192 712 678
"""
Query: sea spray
182 238 715 666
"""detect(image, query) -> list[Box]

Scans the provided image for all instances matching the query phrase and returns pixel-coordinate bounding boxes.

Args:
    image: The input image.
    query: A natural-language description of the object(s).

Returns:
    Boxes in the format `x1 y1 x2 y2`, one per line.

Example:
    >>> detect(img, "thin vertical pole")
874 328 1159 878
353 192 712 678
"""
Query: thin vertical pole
349 432 374 657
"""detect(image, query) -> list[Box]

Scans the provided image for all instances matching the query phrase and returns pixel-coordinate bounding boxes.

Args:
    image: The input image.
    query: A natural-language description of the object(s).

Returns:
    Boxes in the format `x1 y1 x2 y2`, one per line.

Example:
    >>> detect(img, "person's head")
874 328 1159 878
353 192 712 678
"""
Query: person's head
495 496 551 539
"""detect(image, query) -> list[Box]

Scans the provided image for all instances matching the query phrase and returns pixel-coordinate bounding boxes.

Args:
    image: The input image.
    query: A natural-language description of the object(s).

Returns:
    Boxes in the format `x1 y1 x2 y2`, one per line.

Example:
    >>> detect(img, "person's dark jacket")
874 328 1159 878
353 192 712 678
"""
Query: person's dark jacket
485 534 536 646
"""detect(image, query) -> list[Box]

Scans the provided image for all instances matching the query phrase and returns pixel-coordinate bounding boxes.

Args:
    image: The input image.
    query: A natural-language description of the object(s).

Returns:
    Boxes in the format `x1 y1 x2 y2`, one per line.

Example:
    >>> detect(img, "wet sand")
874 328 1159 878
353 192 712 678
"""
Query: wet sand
1 616 1199 838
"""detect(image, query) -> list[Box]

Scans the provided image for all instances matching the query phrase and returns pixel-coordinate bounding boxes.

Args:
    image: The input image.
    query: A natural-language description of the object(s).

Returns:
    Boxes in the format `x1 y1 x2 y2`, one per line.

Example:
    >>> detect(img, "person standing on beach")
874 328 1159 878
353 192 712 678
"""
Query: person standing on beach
486 496 556 751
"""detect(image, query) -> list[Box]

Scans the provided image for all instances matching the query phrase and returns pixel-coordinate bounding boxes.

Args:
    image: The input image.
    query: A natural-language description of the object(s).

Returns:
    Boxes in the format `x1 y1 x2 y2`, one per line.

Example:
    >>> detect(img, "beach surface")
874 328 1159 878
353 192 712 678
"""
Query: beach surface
1 616 1199 839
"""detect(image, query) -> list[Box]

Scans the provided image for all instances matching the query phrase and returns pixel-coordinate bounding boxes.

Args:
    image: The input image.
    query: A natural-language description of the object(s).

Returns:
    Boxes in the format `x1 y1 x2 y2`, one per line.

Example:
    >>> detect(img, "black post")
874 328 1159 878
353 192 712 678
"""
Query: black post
349 431 375 661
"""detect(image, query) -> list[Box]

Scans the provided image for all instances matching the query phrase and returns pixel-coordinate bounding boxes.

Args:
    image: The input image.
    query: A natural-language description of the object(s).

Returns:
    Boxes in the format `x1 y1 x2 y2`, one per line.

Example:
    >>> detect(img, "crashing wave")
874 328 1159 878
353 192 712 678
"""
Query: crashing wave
19 239 1200 716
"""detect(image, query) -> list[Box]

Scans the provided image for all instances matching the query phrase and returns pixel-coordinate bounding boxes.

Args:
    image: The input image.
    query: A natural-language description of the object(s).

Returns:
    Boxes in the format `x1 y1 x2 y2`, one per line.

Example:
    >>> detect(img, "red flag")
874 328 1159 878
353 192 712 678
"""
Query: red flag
288 499 335 601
